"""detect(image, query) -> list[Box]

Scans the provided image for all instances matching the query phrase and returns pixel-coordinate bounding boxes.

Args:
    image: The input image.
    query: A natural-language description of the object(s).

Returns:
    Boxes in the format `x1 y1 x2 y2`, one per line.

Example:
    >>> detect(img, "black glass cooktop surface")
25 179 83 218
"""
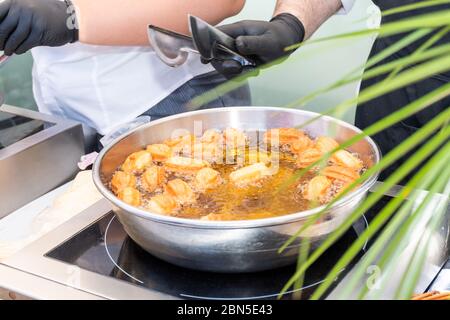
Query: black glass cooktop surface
45 196 394 300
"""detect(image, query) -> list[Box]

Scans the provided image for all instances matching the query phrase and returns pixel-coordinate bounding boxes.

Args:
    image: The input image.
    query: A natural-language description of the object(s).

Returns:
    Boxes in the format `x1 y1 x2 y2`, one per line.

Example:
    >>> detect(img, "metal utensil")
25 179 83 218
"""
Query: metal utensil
148 16 256 69
189 15 237 60
93 107 381 273
147 25 200 67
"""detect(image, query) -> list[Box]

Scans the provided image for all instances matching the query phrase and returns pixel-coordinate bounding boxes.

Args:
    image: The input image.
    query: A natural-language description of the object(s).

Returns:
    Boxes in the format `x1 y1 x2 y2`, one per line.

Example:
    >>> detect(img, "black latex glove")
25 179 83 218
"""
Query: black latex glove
206 13 305 78
0 0 78 56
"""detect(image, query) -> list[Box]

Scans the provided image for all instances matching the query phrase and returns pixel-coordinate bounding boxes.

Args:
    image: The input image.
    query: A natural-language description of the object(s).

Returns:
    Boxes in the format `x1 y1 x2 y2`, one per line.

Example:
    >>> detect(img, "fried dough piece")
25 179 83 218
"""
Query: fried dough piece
117 187 141 206
290 135 314 154
110 171 136 194
165 156 210 174
121 150 152 173
303 176 332 202
315 136 339 154
296 148 323 169
147 194 178 215
146 144 172 162
322 165 360 183
165 179 197 205
141 166 166 193
164 134 196 155
330 150 363 171
229 162 273 186
264 128 306 145
195 168 221 191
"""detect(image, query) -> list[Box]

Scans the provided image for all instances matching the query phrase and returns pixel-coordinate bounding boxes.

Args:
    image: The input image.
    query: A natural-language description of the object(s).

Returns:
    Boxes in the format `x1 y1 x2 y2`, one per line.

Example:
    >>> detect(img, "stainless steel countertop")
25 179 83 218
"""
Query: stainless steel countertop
0 104 84 219
0 264 103 300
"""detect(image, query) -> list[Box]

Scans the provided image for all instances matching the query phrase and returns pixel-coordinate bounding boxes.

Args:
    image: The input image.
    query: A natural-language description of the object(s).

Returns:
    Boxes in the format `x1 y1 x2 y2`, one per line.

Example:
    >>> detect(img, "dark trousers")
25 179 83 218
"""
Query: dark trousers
142 71 251 121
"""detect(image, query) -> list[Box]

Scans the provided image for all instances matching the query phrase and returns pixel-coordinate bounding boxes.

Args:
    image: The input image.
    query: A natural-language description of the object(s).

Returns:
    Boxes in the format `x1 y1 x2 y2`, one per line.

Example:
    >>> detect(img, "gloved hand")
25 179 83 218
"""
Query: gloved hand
207 13 305 78
0 0 78 56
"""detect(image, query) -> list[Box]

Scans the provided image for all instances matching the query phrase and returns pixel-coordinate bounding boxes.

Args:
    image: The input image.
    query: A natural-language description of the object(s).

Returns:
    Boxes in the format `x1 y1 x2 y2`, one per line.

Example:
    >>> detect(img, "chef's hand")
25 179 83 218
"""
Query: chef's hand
207 13 305 78
0 0 78 55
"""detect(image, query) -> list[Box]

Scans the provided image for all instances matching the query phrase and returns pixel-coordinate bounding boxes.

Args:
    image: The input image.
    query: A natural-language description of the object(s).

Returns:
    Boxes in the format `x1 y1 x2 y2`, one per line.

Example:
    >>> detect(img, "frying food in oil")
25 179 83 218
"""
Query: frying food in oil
195 168 222 191
121 150 152 173
109 128 366 221
296 148 323 169
147 194 178 215
141 166 166 193
330 150 363 171
146 144 172 162
229 162 273 186
165 179 197 205
264 128 306 145
302 176 332 202
118 186 141 207
111 171 136 194
165 156 210 174
315 136 339 153
322 165 361 183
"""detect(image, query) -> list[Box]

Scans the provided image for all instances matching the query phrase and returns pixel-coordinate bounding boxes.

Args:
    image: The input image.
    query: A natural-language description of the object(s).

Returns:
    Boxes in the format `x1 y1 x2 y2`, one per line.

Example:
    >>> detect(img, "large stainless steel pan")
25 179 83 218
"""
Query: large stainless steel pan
93 107 381 273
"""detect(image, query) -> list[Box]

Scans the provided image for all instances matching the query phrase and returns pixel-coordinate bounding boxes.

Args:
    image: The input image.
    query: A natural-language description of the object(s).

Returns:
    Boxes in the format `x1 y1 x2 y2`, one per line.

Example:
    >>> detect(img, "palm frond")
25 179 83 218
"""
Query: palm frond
186 1 450 299
382 0 450 17
279 116 450 297
311 141 450 299
393 173 450 299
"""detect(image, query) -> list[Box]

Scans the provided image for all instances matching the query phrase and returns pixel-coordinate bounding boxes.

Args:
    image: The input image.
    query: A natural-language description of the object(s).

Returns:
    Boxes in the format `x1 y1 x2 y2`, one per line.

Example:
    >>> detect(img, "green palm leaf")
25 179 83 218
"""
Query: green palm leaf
382 0 450 17
311 141 450 299
278 112 450 298
187 1 450 299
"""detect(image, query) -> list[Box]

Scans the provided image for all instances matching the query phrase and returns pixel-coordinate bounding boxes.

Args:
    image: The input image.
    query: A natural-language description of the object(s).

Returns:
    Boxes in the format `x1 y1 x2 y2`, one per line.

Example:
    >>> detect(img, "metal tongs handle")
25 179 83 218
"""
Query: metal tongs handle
189 15 256 69
147 18 256 71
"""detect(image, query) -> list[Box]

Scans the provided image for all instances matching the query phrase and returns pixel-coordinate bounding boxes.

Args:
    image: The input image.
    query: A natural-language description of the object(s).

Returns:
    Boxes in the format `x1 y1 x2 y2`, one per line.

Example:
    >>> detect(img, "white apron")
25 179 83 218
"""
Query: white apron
32 43 212 136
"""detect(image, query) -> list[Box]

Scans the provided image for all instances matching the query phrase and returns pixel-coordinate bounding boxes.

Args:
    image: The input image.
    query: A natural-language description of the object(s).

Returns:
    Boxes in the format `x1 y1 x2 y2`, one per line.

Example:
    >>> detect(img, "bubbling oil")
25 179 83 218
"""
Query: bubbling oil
168 151 316 220
111 129 365 221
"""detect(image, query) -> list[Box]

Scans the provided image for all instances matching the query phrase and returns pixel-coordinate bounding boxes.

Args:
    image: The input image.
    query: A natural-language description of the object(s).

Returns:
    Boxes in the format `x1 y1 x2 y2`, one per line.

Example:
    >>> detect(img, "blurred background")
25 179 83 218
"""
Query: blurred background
0 0 378 124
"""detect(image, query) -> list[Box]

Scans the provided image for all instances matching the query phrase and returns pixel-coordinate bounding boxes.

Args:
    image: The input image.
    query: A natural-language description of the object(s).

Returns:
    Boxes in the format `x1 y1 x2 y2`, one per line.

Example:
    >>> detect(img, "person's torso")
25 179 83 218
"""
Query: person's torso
31 43 213 135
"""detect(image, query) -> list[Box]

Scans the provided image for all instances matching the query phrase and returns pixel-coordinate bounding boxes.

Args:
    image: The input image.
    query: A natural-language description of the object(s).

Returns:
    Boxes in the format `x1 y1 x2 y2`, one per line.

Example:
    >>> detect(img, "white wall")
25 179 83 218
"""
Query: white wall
223 0 380 124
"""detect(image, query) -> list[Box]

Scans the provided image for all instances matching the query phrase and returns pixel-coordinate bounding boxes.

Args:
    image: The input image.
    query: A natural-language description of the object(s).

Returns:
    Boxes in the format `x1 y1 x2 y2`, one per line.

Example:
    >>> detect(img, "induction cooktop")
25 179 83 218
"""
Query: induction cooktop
2 184 448 300
45 211 367 300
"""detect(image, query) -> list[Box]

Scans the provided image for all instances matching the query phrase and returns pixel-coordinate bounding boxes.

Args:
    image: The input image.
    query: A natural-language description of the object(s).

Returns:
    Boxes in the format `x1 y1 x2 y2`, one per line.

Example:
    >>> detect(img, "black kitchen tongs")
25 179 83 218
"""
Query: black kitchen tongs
148 15 255 72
